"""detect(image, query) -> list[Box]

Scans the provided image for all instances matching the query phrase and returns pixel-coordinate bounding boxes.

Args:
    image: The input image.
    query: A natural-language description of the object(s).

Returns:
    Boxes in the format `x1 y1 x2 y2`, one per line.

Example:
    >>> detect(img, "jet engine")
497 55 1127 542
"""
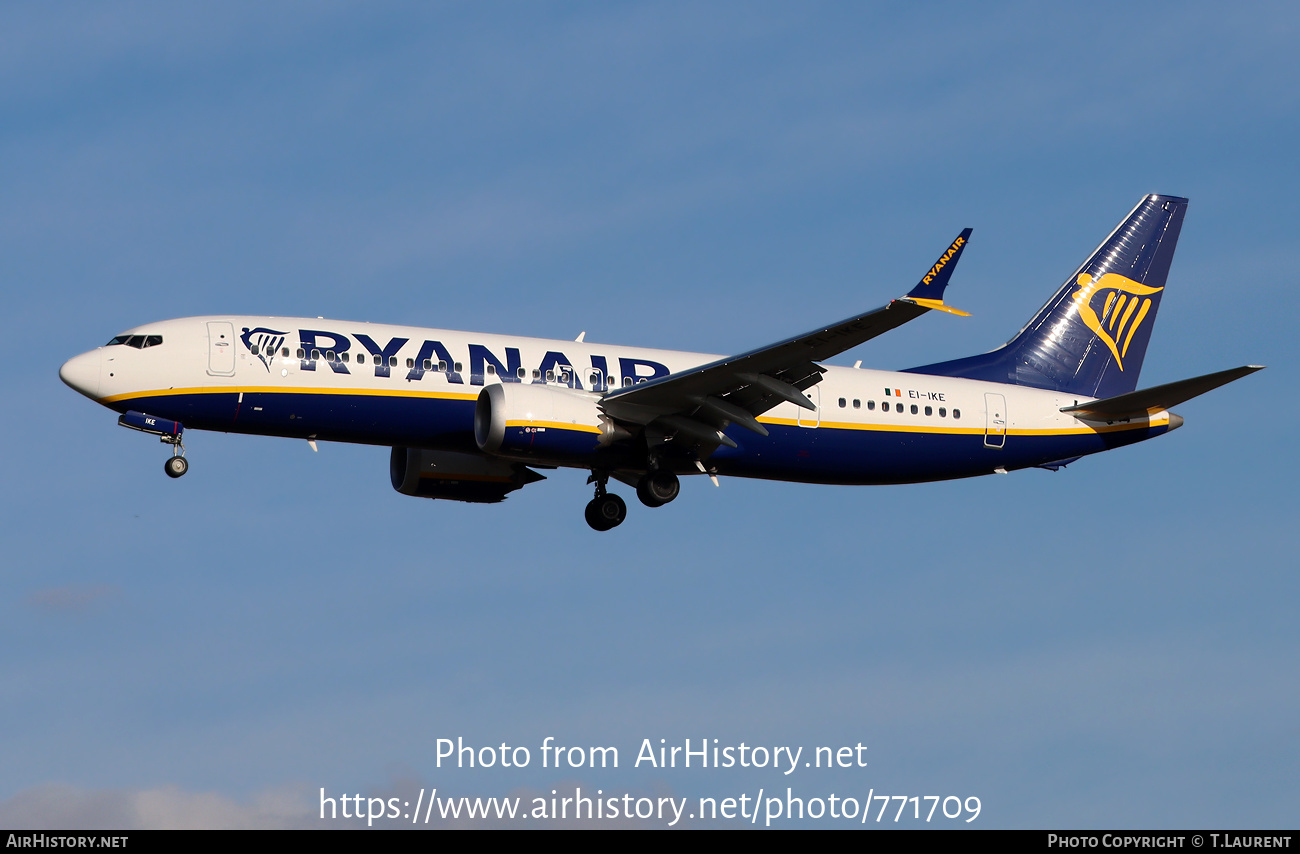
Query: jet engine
474 383 630 464
389 447 545 503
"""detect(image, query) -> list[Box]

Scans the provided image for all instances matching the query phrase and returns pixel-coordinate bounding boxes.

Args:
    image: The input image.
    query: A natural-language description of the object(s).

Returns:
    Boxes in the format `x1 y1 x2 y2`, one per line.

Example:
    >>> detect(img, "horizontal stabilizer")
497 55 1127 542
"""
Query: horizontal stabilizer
1061 365 1263 420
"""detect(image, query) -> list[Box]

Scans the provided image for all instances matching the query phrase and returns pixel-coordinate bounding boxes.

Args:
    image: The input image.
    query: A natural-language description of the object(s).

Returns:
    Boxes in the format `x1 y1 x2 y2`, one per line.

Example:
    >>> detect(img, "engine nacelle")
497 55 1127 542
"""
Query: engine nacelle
389 447 545 504
474 383 628 464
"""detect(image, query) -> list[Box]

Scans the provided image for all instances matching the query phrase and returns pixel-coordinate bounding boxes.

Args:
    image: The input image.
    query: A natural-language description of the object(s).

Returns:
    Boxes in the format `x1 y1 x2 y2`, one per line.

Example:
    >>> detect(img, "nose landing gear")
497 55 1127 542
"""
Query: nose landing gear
118 410 189 478
164 445 188 478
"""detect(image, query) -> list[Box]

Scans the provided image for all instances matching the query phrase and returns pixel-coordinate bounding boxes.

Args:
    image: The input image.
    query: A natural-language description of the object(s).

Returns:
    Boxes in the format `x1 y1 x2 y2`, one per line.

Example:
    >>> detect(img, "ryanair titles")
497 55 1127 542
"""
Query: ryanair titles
921 235 966 286
242 326 670 392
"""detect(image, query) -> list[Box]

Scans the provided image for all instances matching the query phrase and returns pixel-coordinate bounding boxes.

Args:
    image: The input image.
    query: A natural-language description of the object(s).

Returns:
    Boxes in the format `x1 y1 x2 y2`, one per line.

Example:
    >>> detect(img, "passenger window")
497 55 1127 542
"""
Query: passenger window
281 348 290 357
925 406 932 416
939 407 946 417
532 369 541 379
439 361 448 372
867 400 875 411
623 377 631 387
853 399 860 409
325 350 335 362
373 354 382 366
389 356 398 368
311 349 321 360
882 402 890 412
546 371 555 382
422 359 432 370
910 404 918 414
297 348 305 359
518 367 526 379
486 364 496 375
953 409 961 419
342 353 349 363
406 358 415 369
250 345 259 355
454 362 463 372
838 398 846 408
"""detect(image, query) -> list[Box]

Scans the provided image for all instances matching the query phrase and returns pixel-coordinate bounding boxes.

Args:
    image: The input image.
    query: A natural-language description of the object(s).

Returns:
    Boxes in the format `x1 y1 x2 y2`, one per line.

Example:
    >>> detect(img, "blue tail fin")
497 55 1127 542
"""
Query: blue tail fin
904 195 1187 398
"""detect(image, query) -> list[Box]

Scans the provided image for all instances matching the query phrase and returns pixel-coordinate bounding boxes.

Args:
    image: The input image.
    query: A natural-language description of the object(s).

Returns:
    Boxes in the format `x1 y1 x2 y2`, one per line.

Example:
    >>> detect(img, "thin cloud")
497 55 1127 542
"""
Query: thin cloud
27 584 118 613
0 783 314 830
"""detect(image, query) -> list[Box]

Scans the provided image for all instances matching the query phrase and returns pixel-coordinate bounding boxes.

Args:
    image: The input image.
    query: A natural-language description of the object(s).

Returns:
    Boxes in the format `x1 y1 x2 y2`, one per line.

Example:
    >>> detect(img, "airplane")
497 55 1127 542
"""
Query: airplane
60 194 1261 531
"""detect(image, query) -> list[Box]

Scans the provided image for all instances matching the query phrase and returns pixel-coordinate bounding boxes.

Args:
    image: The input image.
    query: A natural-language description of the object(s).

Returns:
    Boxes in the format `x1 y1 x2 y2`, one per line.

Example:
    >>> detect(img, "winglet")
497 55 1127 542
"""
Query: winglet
903 228 973 314
907 298 971 317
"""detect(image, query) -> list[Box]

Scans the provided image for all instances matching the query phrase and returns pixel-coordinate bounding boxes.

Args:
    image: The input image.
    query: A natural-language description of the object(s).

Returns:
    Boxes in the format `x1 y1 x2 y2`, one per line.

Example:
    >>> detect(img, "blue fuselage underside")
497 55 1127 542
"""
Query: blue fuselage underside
109 390 1166 486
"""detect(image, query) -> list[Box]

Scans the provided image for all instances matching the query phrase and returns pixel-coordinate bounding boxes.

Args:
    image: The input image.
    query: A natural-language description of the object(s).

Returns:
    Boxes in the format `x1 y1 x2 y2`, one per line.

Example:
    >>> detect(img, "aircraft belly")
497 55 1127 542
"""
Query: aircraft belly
107 390 479 449
105 386 1172 479
709 420 1171 484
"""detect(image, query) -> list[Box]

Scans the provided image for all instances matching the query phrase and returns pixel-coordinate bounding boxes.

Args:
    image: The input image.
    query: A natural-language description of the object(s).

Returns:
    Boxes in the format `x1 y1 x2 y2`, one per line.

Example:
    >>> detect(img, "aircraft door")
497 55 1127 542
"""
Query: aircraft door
798 385 820 428
984 392 1007 448
206 321 236 376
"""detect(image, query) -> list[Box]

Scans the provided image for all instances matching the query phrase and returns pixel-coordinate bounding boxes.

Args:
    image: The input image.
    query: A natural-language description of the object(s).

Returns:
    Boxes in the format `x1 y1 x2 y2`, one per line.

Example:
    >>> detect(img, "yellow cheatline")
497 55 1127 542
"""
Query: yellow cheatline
761 416 1163 437
504 420 603 434
101 385 480 404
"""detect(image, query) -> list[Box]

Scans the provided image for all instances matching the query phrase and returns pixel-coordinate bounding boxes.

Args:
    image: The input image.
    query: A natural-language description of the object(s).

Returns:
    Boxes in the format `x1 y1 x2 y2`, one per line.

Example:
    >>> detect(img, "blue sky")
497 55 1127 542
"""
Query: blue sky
2 2 1296 828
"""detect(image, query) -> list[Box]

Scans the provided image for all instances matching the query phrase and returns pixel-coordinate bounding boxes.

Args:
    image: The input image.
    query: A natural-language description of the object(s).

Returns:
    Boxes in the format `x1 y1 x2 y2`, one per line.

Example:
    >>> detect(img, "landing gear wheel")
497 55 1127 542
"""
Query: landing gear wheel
584 493 627 531
164 455 189 479
636 470 680 507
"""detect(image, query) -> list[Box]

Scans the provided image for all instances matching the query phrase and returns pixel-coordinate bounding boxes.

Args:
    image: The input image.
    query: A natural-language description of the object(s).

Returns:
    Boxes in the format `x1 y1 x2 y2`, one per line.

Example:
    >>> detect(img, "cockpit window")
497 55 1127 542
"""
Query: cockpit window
106 334 163 348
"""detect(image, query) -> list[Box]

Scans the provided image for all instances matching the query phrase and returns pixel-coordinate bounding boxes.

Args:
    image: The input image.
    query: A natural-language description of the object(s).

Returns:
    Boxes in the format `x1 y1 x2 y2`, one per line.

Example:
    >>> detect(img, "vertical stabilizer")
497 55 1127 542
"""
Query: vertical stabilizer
905 195 1187 398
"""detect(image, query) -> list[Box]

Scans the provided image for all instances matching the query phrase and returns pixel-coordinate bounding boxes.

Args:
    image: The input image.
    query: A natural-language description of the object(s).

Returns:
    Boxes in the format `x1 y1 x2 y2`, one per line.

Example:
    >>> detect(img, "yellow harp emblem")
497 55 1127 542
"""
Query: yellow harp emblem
1070 272 1163 371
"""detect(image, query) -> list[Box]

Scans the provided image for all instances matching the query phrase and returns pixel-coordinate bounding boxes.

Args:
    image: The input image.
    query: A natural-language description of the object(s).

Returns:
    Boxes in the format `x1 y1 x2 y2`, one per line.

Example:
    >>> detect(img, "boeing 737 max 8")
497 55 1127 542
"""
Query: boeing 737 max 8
60 195 1261 530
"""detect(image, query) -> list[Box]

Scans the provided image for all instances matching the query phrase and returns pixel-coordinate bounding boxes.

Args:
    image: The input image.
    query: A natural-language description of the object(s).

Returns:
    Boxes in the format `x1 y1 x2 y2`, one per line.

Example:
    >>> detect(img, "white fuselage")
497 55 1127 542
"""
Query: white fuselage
60 315 1173 486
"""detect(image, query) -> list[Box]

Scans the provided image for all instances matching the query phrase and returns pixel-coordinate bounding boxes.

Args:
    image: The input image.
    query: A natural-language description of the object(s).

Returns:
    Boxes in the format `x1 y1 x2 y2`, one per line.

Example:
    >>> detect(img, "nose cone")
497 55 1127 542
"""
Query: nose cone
60 350 102 400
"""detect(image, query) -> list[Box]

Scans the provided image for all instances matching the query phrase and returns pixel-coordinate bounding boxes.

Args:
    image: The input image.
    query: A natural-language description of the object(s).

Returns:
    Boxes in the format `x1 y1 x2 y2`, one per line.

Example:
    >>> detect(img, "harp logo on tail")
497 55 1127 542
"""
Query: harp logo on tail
1070 273 1163 371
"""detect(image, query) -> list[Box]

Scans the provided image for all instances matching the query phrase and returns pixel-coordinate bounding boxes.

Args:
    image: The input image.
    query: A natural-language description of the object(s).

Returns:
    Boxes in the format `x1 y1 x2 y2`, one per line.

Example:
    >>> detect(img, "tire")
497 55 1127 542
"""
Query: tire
584 498 609 531
165 456 189 478
585 493 626 530
636 470 680 507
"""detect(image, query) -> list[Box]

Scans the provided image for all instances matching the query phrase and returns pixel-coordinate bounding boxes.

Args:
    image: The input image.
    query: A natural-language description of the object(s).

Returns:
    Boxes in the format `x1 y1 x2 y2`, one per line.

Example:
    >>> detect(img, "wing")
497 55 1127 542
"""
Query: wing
599 229 973 451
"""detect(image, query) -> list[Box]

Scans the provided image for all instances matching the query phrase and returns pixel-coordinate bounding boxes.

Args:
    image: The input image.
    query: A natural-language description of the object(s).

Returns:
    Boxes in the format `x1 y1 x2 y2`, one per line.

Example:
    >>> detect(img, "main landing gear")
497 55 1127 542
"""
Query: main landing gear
584 468 682 531
636 469 680 507
585 473 626 532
